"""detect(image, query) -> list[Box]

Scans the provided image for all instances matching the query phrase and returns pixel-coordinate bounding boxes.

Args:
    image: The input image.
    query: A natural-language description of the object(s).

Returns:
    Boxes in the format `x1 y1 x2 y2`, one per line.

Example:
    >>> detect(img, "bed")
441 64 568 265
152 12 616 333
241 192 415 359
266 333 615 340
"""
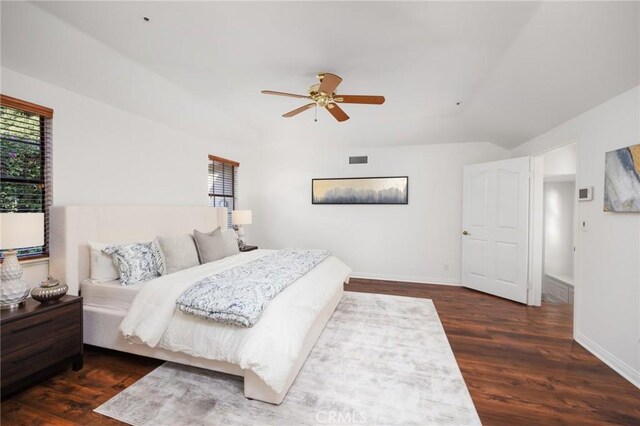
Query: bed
50 206 350 404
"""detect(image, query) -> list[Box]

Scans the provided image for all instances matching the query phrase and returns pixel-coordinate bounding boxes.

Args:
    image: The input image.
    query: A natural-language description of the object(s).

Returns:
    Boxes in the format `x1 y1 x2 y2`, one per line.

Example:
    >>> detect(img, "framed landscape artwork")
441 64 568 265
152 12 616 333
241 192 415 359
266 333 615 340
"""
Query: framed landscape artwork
312 176 409 205
604 143 640 212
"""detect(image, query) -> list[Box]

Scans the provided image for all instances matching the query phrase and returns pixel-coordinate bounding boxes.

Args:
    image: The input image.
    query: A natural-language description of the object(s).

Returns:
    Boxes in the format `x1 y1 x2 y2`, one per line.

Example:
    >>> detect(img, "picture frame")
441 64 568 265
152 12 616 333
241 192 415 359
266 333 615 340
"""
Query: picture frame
311 176 409 205
604 143 640 212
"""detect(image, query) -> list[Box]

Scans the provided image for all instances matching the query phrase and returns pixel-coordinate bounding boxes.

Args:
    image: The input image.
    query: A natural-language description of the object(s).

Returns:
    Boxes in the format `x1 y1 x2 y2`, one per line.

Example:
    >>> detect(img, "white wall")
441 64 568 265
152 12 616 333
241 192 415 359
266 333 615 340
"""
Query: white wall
512 86 640 388
1 68 242 206
241 142 508 285
19 258 50 290
4 63 509 290
542 143 577 176
543 181 575 279
2 68 243 284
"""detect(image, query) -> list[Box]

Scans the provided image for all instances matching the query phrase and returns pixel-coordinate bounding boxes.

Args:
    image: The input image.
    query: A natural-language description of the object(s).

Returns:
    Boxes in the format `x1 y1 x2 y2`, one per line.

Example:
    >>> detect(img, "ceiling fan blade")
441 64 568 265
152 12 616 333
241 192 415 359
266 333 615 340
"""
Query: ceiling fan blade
326 103 349 122
334 95 385 105
282 103 315 118
262 90 311 99
318 73 342 95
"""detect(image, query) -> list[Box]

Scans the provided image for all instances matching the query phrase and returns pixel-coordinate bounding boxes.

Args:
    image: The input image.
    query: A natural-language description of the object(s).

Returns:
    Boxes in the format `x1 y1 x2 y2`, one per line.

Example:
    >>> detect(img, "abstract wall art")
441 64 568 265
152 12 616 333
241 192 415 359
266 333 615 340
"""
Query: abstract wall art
604 143 640 212
312 176 408 205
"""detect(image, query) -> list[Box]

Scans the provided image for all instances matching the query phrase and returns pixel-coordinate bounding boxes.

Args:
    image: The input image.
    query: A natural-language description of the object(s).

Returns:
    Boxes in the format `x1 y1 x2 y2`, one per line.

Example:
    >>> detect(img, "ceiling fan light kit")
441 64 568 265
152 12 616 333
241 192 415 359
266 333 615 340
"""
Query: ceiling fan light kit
261 72 385 122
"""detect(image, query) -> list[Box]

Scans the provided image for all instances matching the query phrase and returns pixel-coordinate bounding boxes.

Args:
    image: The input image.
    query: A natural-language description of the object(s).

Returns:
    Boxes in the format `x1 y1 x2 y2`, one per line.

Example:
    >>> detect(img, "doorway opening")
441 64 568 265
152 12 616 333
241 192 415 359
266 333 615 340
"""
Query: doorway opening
539 143 577 307
543 175 575 303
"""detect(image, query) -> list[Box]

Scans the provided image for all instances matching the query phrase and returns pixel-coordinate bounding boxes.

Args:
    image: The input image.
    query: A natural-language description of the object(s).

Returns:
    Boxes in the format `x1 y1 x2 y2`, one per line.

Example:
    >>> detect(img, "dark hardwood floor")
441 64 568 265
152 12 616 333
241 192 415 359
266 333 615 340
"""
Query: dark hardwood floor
2 280 639 425
347 279 640 425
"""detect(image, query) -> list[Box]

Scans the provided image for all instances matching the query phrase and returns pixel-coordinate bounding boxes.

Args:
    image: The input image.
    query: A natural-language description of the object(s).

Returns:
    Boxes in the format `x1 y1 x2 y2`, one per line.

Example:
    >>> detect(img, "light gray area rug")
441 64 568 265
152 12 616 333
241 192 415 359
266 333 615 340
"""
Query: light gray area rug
95 292 480 425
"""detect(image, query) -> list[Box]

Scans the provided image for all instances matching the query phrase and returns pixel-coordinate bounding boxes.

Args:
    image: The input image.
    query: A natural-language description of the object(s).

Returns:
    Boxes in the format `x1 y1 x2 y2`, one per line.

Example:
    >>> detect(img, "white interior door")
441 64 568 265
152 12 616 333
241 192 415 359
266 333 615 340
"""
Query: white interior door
462 157 531 303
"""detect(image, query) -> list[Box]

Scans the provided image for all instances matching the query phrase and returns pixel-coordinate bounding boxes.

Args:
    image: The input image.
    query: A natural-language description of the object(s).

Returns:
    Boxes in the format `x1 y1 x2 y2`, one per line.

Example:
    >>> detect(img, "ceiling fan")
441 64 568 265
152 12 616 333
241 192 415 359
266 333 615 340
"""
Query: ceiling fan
261 73 385 122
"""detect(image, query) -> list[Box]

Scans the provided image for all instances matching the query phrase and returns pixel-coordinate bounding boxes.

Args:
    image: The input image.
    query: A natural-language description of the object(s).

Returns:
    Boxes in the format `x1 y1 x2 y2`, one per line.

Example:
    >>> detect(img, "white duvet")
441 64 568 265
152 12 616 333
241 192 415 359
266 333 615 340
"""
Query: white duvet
120 249 351 393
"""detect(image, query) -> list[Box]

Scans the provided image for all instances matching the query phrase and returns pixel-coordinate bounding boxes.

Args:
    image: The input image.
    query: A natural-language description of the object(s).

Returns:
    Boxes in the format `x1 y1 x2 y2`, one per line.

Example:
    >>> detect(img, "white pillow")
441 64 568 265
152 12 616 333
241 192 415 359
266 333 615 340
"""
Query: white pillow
88 241 120 283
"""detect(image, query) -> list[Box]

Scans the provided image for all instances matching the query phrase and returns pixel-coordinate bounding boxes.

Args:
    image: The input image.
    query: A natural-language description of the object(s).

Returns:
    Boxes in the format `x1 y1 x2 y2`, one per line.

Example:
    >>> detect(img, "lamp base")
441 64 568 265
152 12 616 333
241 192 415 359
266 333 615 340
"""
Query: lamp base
0 279 30 309
1 251 30 308
1 250 22 281
234 225 247 249
0 300 26 310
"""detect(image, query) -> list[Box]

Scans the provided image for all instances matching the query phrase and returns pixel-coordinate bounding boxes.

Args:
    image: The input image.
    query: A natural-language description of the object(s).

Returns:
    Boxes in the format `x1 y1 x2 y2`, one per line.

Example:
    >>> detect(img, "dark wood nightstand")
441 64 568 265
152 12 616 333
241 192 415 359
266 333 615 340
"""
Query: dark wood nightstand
240 245 258 252
1 295 83 397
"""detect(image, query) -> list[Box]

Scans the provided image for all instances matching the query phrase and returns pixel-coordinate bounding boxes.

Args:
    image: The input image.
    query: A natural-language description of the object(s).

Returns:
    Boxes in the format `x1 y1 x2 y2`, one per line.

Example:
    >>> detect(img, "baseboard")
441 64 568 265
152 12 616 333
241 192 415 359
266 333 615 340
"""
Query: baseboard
575 332 640 389
350 272 461 286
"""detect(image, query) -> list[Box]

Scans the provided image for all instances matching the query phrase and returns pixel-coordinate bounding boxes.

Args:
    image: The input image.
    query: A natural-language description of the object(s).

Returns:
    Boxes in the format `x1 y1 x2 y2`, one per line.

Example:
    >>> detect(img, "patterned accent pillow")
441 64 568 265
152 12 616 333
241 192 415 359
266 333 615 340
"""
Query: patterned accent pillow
151 241 167 276
104 242 162 286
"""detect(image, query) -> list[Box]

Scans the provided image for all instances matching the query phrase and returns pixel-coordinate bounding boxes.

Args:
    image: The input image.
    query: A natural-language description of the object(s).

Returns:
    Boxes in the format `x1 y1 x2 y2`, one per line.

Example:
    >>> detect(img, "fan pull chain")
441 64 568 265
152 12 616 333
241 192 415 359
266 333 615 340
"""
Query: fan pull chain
314 105 318 122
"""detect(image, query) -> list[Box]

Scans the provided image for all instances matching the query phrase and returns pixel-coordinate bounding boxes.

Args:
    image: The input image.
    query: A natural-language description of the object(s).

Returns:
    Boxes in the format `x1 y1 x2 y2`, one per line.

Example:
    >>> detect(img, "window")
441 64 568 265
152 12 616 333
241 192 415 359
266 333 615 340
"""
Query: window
208 155 238 228
0 95 53 258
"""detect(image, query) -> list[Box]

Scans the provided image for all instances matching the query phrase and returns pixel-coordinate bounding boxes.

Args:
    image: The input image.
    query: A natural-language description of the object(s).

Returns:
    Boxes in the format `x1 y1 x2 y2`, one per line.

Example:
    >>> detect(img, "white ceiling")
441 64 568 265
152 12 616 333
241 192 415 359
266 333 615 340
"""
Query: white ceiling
2 1 639 149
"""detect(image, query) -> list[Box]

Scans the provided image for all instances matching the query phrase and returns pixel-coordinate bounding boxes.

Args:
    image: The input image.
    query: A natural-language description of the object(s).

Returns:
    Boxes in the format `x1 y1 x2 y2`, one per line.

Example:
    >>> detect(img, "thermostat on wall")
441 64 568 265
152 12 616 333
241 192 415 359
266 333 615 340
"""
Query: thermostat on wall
578 187 593 201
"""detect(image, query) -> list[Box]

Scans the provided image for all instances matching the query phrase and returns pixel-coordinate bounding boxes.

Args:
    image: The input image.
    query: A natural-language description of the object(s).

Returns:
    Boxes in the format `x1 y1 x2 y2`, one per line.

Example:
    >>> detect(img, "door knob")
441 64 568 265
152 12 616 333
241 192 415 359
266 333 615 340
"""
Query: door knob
462 230 470 236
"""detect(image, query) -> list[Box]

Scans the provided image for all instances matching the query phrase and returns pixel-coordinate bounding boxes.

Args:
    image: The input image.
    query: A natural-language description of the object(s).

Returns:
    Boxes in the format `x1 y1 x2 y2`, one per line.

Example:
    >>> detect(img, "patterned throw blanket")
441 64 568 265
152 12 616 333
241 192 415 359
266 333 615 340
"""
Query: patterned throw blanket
176 248 330 327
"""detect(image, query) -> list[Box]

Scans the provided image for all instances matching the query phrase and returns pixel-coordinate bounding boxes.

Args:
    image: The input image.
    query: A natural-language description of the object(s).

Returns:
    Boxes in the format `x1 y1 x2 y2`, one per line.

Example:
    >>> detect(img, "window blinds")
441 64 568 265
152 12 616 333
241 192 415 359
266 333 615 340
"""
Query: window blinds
208 155 238 228
0 95 53 257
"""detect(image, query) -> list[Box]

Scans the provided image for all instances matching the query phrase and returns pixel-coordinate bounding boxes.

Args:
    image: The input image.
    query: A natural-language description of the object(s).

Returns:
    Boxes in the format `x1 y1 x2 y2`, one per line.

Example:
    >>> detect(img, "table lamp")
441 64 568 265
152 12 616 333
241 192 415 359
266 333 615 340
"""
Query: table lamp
231 210 252 248
0 213 44 309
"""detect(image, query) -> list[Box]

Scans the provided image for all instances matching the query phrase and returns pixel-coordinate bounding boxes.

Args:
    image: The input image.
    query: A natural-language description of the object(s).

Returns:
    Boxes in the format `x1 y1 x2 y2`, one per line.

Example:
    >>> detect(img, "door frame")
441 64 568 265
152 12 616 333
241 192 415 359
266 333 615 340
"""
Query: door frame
529 156 544 306
528 141 579 313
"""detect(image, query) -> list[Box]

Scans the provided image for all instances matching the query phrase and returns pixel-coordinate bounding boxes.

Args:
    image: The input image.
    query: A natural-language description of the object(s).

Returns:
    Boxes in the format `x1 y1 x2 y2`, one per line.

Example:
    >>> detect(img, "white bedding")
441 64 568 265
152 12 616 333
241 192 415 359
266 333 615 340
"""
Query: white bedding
120 249 351 394
81 279 140 312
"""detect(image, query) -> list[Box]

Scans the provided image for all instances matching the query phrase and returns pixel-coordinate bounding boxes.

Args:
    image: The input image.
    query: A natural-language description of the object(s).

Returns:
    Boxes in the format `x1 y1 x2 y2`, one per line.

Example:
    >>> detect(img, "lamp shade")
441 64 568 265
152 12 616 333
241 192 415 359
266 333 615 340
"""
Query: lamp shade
0 213 45 249
232 210 252 226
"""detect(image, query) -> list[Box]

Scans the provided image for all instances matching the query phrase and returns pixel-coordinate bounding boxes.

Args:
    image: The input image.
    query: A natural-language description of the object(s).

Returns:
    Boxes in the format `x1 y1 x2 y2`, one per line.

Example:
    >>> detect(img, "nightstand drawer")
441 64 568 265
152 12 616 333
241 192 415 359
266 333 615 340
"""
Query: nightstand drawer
1 296 83 397
1 303 81 355
1 330 81 386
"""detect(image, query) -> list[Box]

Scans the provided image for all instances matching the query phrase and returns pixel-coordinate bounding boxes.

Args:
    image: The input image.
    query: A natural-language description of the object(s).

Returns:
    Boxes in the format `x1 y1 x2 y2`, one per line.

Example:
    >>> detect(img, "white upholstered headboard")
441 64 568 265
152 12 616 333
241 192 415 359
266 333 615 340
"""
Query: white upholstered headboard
50 206 228 296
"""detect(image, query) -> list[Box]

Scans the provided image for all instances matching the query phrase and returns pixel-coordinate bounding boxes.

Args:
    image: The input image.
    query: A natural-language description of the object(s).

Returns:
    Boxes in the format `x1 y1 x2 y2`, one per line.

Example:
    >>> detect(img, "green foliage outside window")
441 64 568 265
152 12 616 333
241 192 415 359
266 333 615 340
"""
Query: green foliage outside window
0 106 46 257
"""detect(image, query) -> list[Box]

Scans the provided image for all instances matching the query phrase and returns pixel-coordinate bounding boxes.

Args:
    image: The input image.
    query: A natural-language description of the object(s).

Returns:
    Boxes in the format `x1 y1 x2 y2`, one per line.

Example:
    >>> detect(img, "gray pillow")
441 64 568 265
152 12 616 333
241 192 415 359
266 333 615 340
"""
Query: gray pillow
154 234 200 275
193 227 239 263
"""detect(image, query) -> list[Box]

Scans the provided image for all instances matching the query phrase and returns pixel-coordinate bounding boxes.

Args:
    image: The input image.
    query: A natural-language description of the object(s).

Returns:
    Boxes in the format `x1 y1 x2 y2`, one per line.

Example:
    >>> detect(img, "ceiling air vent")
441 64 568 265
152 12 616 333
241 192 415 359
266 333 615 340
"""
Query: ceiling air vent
349 156 368 164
